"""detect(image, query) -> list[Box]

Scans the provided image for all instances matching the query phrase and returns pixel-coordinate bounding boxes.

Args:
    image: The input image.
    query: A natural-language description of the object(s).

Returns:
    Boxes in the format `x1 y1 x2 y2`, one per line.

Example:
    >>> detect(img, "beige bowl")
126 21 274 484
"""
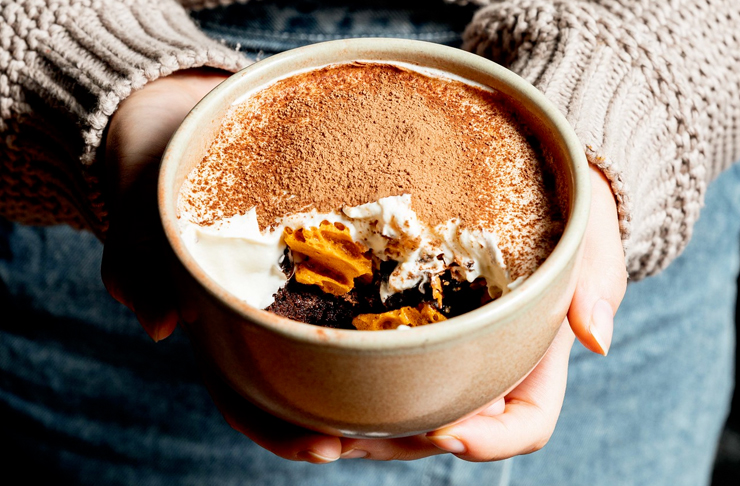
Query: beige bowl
159 38 590 439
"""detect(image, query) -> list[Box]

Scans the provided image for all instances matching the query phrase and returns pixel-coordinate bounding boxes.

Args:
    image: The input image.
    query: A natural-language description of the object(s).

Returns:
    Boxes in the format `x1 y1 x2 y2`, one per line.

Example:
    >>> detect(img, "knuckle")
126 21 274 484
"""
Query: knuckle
527 434 551 454
524 406 557 454
385 449 414 461
523 424 554 455
223 413 247 437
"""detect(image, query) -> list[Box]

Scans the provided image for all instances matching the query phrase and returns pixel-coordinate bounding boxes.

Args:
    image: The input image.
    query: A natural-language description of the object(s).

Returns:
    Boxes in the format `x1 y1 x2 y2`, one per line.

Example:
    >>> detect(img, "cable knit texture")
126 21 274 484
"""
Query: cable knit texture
0 0 250 236
462 0 740 278
1 1 739 278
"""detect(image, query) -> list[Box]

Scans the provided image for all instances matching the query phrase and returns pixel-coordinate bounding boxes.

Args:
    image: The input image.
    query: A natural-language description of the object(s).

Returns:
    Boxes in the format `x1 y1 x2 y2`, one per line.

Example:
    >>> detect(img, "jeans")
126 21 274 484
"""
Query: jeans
1 1 736 484
190 0 479 57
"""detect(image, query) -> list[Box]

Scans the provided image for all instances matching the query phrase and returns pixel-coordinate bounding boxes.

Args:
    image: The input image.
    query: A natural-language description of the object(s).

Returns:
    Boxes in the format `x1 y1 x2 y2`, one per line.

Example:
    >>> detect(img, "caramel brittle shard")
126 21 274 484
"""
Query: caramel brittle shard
283 221 372 295
431 275 443 307
352 304 447 331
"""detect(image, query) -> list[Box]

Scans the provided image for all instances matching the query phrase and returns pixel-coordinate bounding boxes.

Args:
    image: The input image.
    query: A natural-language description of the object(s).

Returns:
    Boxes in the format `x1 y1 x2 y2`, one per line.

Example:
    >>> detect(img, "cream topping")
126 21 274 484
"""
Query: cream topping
179 194 517 309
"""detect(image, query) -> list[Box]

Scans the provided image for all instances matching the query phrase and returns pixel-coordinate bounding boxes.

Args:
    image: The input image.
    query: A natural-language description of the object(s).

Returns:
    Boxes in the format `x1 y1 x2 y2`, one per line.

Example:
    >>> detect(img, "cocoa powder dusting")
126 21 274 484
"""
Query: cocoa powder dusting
180 63 564 279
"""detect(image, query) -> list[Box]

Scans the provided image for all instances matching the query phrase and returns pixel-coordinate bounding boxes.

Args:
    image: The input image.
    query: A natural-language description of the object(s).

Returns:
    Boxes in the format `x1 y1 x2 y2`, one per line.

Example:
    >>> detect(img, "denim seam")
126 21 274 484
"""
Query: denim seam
499 458 513 486
202 25 460 43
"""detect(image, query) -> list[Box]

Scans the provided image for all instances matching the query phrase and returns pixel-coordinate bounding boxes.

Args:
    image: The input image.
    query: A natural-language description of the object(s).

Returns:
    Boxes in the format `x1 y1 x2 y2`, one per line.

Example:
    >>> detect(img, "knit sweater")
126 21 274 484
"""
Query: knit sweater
1 1 738 279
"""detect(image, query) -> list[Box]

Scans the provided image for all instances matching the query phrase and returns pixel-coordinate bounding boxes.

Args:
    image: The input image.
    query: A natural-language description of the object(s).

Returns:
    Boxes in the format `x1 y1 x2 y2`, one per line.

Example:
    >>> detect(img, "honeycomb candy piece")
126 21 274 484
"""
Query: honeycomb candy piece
283 221 372 296
431 275 443 307
419 303 447 324
352 304 447 331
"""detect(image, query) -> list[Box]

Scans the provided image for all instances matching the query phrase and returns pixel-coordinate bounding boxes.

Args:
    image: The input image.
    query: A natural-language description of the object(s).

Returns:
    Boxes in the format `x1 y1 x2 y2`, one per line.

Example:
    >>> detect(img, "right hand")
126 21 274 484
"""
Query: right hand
203 166 627 463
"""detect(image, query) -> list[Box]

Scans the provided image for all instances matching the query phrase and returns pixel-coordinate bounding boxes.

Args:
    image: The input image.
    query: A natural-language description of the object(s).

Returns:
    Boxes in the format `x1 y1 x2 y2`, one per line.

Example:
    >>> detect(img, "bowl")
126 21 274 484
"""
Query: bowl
158 38 590 438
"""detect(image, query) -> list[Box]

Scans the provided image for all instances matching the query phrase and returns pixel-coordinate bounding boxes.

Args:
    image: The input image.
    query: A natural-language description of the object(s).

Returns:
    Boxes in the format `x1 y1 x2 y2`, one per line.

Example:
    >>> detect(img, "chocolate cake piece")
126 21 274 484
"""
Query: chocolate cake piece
266 256 491 329
266 280 356 329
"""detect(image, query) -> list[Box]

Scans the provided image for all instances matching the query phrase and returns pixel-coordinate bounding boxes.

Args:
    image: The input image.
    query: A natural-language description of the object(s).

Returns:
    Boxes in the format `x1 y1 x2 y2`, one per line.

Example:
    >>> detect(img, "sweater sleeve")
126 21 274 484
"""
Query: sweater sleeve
461 0 740 279
0 0 250 237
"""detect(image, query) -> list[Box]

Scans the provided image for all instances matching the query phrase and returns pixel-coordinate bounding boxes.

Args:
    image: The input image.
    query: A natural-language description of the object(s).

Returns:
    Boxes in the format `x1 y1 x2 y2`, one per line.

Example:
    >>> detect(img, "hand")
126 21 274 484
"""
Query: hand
204 318 575 463
196 166 628 463
101 69 627 462
567 165 628 357
102 68 230 341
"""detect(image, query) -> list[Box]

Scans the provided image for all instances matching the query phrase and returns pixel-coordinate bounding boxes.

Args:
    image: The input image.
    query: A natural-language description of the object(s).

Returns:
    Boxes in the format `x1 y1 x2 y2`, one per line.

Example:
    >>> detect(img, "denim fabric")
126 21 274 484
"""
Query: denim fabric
190 0 478 57
1 1 736 484
2 163 736 485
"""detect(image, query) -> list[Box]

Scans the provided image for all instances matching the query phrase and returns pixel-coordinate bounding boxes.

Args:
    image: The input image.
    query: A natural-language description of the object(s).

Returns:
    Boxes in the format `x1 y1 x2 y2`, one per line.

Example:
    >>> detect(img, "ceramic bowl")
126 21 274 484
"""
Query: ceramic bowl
158 38 590 438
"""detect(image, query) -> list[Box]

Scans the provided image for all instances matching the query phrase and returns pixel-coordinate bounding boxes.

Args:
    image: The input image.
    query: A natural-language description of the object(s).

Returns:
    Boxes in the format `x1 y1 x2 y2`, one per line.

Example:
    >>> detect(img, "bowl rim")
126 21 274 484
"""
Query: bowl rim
158 38 590 351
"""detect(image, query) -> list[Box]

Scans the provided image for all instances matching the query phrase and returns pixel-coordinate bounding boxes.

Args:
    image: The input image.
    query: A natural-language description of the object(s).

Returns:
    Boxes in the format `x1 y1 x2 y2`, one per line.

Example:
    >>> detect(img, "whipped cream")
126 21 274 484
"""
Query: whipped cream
179 194 519 309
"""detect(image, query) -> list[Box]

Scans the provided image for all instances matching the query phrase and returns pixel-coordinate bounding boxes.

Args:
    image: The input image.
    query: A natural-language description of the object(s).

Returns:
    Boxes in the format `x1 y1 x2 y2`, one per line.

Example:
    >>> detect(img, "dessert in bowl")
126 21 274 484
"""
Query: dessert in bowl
159 38 590 438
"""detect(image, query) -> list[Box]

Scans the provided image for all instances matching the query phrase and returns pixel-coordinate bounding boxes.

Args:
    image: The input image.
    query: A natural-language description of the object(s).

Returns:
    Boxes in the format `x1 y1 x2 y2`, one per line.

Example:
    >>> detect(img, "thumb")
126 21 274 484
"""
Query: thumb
567 165 628 356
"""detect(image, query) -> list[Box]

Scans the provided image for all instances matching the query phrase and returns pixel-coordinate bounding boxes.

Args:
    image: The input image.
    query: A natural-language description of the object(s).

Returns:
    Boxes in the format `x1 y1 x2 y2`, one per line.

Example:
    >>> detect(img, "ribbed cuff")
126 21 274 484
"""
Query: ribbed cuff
463 0 709 279
180 0 249 11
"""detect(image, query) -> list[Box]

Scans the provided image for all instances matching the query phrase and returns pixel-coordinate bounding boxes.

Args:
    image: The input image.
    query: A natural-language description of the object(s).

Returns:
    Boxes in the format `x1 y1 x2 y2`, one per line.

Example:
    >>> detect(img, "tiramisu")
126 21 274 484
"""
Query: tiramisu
177 62 564 330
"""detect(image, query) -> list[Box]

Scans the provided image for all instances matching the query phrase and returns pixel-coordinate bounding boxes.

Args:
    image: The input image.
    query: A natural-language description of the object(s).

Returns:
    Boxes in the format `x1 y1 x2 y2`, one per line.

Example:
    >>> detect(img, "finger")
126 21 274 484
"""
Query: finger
339 434 446 461
339 398 505 460
101 218 179 342
568 165 628 356
102 248 179 342
342 325 573 462
426 321 575 461
342 398 505 461
102 73 227 342
201 366 342 463
128 263 179 342
102 117 182 341
101 242 134 311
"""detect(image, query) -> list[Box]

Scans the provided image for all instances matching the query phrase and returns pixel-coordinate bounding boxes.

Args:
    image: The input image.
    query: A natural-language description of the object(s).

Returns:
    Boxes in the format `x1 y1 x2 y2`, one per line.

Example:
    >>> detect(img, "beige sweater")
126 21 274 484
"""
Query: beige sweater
1 0 738 279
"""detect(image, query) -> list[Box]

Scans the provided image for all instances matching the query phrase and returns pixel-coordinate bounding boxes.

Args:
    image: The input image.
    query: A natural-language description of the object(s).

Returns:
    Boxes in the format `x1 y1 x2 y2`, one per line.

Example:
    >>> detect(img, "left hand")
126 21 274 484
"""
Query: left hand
102 68 231 341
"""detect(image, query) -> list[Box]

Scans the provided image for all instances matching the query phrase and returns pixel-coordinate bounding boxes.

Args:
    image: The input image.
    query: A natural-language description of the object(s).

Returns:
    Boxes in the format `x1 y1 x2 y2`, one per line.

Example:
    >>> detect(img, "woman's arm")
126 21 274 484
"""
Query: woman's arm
0 0 249 236
462 0 740 279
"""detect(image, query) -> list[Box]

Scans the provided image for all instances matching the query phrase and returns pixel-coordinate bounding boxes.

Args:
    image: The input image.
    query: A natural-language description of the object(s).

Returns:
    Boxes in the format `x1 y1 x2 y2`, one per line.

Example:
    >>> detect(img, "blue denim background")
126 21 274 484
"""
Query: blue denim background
191 0 478 56
2 163 736 485
1 1 736 484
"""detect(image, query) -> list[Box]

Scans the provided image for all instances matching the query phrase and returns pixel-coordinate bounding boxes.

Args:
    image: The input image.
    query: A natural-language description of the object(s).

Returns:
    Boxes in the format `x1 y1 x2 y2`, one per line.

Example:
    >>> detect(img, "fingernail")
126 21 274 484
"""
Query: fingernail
139 313 179 343
297 450 339 464
590 299 614 356
427 435 467 454
151 327 164 343
141 323 165 343
134 304 160 343
340 449 368 459
140 323 161 343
